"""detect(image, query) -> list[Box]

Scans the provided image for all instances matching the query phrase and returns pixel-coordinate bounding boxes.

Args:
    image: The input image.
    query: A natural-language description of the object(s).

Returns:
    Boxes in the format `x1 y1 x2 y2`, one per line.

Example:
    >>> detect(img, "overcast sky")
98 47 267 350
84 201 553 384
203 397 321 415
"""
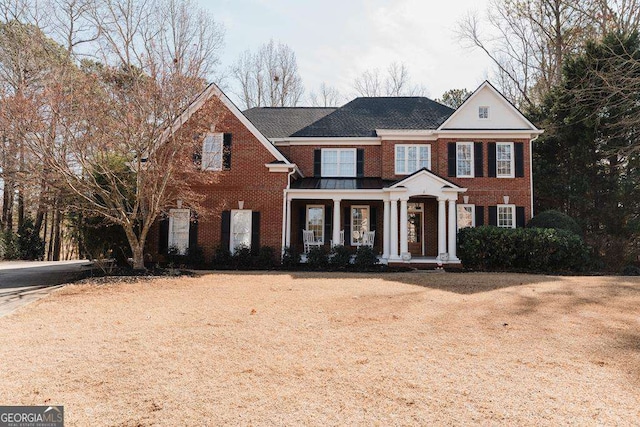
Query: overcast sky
198 0 493 104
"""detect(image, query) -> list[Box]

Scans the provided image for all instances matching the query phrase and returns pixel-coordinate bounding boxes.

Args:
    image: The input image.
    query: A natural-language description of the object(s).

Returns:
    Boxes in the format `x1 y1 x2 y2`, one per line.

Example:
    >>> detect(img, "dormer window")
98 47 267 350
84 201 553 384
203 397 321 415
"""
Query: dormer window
479 106 489 119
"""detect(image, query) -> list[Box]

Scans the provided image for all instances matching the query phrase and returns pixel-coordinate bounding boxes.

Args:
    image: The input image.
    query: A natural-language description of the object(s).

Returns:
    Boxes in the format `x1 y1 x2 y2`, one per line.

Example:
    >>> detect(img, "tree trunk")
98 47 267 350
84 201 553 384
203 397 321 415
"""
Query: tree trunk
131 243 145 270
2 179 13 232
52 207 61 261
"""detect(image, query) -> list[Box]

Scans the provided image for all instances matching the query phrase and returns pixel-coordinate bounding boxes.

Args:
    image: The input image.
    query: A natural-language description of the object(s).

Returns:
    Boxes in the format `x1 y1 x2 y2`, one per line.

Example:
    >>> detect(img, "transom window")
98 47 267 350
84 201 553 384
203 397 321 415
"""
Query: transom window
350 205 370 245
497 204 515 228
479 106 489 119
306 205 324 243
496 142 514 178
456 142 474 177
321 148 356 177
395 145 431 175
457 204 475 229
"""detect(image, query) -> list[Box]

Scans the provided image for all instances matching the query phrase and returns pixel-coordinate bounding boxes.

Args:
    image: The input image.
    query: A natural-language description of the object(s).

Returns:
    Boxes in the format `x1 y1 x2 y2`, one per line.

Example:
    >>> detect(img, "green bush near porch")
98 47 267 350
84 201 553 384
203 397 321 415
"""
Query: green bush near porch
457 226 591 272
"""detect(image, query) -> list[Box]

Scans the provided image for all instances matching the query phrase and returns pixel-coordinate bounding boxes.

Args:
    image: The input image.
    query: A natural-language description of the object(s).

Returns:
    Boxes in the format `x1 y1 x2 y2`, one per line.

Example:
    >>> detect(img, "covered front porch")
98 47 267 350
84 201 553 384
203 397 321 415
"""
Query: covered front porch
284 170 466 264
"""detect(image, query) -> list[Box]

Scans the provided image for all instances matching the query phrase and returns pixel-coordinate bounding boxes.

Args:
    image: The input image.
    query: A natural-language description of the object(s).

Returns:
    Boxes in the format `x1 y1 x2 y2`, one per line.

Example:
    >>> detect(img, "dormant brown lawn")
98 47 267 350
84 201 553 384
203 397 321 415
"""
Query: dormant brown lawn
0 272 638 426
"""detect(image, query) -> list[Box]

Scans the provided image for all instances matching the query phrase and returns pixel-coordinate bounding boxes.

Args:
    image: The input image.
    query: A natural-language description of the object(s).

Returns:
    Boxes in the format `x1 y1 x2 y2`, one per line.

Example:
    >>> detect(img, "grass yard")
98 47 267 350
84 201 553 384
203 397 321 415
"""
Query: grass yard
0 271 639 426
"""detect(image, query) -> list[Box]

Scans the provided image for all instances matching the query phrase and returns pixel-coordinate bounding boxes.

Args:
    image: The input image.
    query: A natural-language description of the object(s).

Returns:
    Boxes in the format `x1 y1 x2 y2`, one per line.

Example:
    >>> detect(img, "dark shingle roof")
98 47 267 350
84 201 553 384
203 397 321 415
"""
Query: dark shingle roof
291 97 455 137
243 107 337 139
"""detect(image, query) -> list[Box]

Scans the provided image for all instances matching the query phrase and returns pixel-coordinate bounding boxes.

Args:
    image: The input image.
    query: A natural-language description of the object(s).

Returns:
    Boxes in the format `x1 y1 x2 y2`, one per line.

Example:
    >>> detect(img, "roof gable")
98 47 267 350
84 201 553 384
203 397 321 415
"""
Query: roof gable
292 97 455 137
388 168 465 195
439 81 538 131
165 83 290 164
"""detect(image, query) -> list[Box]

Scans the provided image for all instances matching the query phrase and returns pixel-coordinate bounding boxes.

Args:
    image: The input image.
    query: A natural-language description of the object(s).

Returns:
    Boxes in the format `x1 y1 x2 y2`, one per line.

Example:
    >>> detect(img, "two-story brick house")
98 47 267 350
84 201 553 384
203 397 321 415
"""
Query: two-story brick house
149 81 542 266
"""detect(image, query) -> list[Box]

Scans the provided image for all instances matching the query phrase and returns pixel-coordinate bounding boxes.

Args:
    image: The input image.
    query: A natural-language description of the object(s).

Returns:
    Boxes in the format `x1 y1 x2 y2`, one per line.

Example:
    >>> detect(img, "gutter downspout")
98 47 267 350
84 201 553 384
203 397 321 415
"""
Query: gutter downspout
530 134 540 219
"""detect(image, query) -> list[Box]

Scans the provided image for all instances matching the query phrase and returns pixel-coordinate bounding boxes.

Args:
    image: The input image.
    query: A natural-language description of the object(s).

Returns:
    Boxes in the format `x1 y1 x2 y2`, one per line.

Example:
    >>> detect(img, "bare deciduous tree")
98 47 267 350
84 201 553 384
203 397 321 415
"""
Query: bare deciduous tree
231 39 304 108
353 62 429 97
308 82 342 107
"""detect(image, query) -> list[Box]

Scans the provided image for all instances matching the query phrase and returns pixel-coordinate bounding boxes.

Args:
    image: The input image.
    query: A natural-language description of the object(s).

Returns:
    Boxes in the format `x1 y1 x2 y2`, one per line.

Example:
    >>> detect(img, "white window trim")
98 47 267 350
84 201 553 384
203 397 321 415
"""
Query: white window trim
457 204 475 230
497 204 516 229
456 141 474 178
168 208 190 255
202 132 223 171
496 141 515 178
230 209 252 253
394 144 431 175
350 205 370 246
306 205 325 244
479 106 490 119
321 148 357 177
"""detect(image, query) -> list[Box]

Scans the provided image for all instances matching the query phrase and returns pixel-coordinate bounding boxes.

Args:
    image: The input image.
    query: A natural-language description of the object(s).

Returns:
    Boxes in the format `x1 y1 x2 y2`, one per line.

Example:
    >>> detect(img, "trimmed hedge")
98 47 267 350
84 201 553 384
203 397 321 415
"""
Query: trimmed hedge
527 210 582 236
457 226 591 272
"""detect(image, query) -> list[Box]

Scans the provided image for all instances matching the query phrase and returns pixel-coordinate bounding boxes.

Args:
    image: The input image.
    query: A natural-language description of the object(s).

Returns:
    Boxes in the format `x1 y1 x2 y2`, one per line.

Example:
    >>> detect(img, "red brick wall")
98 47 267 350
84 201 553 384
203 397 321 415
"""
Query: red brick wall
147 96 289 261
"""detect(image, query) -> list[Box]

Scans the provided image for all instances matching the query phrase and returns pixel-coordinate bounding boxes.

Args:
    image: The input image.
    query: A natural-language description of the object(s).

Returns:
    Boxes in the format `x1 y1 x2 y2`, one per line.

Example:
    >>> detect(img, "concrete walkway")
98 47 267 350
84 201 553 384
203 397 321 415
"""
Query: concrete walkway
0 260 92 317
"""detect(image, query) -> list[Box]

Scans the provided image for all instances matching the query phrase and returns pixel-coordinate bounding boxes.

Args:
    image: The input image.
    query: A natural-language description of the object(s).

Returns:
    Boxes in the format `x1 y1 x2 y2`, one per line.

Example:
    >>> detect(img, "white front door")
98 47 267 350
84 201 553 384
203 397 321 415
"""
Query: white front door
230 209 252 252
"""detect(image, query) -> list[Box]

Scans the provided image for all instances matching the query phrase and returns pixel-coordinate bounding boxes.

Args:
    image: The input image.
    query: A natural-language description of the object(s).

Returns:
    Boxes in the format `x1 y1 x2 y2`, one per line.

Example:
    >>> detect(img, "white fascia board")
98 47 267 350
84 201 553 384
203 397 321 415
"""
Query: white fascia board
376 129 437 140
265 163 298 173
435 129 544 139
287 189 386 201
271 137 381 146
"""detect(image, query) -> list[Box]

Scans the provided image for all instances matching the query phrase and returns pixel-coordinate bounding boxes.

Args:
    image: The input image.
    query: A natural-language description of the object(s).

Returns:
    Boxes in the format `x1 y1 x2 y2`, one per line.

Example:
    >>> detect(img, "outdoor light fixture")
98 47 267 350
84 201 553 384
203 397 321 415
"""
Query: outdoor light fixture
503 195 510 204
177 199 183 209
463 196 469 204
238 200 244 209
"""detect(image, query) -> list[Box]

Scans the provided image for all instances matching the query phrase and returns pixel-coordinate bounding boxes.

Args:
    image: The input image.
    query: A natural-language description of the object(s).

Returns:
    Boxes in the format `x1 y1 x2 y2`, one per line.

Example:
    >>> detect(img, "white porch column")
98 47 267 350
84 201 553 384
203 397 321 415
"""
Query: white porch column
285 196 292 247
448 198 458 260
437 198 447 259
332 199 341 245
399 197 409 259
383 200 390 259
389 198 399 260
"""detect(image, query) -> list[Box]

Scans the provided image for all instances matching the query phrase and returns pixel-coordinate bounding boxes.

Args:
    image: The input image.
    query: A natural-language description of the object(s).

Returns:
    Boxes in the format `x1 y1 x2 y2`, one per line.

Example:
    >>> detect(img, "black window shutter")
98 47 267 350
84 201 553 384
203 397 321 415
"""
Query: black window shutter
188 214 198 250
356 149 365 177
314 149 322 177
370 206 377 232
223 133 232 170
159 217 169 254
221 210 231 249
343 206 351 245
475 206 484 226
324 205 332 244
447 142 456 177
516 207 526 228
193 133 202 166
299 207 306 243
488 142 497 177
474 142 484 177
488 206 498 226
514 142 524 177
251 211 260 254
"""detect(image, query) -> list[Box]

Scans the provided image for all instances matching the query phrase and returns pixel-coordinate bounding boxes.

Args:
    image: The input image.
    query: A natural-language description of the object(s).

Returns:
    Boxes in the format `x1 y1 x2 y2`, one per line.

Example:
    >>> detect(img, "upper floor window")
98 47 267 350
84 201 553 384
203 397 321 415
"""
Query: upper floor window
479 106 489 119
395 145 431 175
321 148 356 177
202 132 223 171
456 142 474 178
496 142 514 178
497 204 516 228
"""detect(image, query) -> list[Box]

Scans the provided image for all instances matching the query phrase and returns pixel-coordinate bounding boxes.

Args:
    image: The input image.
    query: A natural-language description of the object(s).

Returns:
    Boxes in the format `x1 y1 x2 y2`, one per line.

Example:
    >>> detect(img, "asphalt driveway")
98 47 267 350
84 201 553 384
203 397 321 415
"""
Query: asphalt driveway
0 260 91 317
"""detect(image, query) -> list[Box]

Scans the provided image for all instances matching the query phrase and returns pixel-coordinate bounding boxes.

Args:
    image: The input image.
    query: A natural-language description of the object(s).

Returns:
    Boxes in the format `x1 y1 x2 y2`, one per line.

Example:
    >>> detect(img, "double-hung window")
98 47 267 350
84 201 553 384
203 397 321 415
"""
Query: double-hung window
306 205 324 243
168 208 190 254
202 132 223 171
456 142 474 177
479 106 490 119
395 145 431 175
496 142 514 178
497 204 516 228
321 148 356 177
457 204 475 229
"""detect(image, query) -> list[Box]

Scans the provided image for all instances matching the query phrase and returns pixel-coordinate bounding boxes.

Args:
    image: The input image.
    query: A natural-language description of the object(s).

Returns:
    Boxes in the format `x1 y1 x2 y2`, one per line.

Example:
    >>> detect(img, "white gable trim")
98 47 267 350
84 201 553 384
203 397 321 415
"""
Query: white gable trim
438 81 539 132
161 83 290 164
388 168 466 197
